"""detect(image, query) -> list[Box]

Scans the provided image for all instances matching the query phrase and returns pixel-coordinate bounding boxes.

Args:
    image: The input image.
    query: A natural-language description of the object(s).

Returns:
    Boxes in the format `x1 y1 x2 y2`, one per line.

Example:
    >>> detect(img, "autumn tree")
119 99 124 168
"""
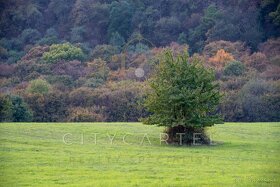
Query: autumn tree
26 79 52 95
143 50 222 145
208 49 234 69
42 43 85 63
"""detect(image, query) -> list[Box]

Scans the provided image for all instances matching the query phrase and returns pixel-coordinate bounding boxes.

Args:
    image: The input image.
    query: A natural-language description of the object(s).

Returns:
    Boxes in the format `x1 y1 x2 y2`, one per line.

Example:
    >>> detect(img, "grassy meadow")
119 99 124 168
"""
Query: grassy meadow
0 122 279 186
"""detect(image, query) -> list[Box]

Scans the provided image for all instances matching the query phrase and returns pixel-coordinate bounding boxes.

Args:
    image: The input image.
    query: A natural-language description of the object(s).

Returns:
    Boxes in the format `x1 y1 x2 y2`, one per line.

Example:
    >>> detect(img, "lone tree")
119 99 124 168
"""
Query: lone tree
143 50 222 145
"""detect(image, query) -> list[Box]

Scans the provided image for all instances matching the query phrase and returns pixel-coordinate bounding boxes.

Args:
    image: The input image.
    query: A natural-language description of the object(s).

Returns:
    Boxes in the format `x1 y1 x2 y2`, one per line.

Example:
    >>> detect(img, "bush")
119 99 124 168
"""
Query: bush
10 95 33 122
26 79 51 94
0 94 13 121
224 61 245 76
246 52 268 72
203 40 250 59
94 81 149 122
91 45 118 61
24 92 68 122
46 75 74 88
221 79 280 122
241 79 273 96
0 95 33 122
15 60 51 81
69 87 95 107
208 49 235 69
42 43 85 63
87 58 109 79
84 78 105 88
21 45 50 61
51 60 86 79
67 107 104 122
221 77 247 91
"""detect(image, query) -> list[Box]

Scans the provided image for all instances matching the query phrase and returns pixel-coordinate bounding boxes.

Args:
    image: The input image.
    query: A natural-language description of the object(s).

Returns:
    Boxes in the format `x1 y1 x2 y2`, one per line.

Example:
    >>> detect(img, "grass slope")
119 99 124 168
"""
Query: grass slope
0 122 279 186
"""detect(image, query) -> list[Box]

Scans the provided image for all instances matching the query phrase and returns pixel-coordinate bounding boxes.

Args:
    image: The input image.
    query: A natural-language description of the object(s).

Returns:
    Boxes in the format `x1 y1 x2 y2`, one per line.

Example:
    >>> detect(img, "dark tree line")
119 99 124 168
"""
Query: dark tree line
1 0 280 63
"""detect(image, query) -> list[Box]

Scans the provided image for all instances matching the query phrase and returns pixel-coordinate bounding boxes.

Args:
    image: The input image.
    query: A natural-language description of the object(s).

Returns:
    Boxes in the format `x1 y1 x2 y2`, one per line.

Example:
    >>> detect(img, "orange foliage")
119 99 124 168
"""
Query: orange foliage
208 49 234 69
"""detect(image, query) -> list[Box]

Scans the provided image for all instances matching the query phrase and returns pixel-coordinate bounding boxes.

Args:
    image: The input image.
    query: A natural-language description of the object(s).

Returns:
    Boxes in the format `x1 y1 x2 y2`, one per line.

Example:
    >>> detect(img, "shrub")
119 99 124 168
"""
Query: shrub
246 52 268 72
203 40 250 59
67 107 104 122
241 79 272 96
221 77 247 91
0 94 13 121
220 92 244 122
42 43 85 63
87 58 109 80
46 75 74 88
0 95 33 122
221 79 280 122
10 95 33 122
84 78 105 88
69 87 95 107
15 60 51 81
261 65 280 80
91 45 118 61
223 61 245 76
21 45 50 61
95 81 148 122
258 38 280 58
26 79 51 94
24 92 68 122
51 60 86 79
208 49 235 69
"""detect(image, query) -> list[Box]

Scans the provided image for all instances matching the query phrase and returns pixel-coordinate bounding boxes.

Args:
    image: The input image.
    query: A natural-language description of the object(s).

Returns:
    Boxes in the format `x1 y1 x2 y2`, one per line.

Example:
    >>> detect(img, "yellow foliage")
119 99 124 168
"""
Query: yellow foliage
208 49 234 69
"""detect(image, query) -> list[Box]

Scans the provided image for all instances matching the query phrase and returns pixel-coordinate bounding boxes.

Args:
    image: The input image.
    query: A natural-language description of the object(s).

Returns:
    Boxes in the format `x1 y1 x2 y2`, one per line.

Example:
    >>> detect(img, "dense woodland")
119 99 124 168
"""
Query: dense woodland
0 0 279 122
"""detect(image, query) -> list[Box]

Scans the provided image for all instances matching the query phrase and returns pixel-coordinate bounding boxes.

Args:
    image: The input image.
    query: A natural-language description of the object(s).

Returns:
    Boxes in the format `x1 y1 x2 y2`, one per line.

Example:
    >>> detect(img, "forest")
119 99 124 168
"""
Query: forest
0 0 279 122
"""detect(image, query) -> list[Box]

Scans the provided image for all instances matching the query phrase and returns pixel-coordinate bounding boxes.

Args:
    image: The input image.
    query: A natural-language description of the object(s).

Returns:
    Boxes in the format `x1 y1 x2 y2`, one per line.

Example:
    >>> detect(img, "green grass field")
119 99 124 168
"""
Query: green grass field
0 122 279 186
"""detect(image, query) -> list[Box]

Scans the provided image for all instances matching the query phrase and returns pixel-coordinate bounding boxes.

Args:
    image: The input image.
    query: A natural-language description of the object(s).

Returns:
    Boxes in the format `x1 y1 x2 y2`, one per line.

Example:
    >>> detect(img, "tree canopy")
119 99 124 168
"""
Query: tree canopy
144 50 222 128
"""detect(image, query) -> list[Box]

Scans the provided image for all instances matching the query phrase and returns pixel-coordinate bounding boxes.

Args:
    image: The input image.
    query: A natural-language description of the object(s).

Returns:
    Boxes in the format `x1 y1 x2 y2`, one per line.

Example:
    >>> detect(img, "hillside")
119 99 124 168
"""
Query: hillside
0 0 279 122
